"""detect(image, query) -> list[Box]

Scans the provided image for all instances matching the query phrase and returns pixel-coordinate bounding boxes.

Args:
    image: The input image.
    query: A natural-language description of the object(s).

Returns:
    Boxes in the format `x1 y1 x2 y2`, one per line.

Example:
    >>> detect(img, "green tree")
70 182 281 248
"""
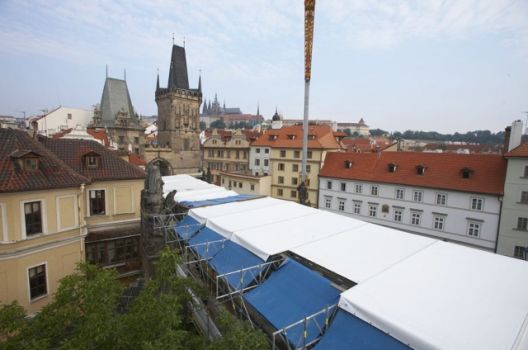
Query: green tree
210 120 226 129
209 311 268 350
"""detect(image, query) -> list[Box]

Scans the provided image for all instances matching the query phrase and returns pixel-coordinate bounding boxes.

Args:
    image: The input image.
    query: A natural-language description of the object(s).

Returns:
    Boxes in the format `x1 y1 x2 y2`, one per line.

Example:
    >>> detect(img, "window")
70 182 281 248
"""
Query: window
290 190 297 198
413 190 423 202
118 136 124 144
371 185 379 196
416 165 426 175
433 216 445 231
340 183 346 191
86 237 139 265
467 221 481 237
327 181 332 190
280 150 286 157
67 113 72 120
394 209 403 222
368 205 377 217
24 201 42 236
388 163 397 172
395 188 404 200
353 202 361 214
277 188 283 196
514 246 526 259
411 212 421 226
23 158 39 170
325 197 332 209
471 197 483 211
338 200 345 211
436 193 447 206
28 264 47 300
307 151 313 159
294 150 300 158
238 182 242 188
521 191 528 204
86 156 99 168
292 164 299 172
355 184 362 193
254 159 260 166
306 165 311 173
517 217 528 231
250 184 255 191
278 163 285 171
291 177 298 185
278 176 284 184
264 159 269 166
256 148 261 153
382 204 389 213
134 137 139 144
89 190 105 215
524 165 528 177
264 148 269 154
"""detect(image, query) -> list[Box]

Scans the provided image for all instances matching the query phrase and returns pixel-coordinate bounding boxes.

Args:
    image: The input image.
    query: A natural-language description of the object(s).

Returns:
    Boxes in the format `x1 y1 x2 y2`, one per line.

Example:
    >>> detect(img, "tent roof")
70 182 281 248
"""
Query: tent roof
339 242 528 350
291 223 435 283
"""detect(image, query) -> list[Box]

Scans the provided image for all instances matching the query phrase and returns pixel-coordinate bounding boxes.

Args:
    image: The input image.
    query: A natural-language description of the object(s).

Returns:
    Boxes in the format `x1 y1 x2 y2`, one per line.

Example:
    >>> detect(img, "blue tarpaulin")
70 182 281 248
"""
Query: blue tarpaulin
244 259 340 347
313 310 411 350
174 215 203 241
179 194 256 208
187 227 265 289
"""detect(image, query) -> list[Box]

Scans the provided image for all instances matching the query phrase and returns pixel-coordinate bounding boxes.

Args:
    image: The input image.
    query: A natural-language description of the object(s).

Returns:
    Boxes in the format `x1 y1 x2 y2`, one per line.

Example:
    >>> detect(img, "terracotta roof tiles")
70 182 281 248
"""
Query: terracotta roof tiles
505 142 528 157
252 124 343 149
320 151 506 195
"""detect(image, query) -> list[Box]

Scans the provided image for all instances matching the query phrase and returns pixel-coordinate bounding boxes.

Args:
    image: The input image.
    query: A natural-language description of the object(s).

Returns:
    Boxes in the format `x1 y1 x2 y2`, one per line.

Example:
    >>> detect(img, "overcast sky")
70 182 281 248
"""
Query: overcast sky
0 0 527 133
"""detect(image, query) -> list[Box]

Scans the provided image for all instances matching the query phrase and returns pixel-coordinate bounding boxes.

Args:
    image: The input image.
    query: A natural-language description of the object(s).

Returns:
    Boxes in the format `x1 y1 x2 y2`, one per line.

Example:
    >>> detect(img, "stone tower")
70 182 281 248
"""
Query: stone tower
154 44 202 174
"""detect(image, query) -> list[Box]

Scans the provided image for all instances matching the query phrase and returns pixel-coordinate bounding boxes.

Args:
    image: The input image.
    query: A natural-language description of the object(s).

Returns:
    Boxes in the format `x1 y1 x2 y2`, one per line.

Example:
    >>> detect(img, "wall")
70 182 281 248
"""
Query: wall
497 158 528 258
249 146 271 176
319 177 501 251
220 173 271 196
0 187 85 313
36 107 93 136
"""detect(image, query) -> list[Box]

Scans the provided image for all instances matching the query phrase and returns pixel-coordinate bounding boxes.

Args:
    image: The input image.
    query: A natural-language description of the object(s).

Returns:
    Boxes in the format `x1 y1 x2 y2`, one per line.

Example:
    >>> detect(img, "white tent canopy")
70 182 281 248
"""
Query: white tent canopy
338 241 528 350
162 174 236 202
291 223 436 284
189 197 282 224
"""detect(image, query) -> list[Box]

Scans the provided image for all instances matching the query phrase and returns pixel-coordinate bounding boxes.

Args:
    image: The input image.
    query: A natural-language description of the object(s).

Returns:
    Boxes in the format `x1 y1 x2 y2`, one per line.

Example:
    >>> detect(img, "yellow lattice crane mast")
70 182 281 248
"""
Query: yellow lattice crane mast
299 0 316 205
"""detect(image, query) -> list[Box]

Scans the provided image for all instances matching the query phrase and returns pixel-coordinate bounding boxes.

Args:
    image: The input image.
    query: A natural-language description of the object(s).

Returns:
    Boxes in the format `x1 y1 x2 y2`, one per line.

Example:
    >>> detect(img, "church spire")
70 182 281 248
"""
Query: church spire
257 102 260 116
156 69 160 91
198 73 202 92
202 98 207 114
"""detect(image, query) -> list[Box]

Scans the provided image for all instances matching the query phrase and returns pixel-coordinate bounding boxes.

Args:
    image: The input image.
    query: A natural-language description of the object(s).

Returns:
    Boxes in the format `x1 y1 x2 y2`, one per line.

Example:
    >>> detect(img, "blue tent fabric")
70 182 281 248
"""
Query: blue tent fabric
188 227 226 259
313 310 411 350
244 259 340 347
174 215 202 241
179 194 256 208
210 241 264 290
187 226 264 289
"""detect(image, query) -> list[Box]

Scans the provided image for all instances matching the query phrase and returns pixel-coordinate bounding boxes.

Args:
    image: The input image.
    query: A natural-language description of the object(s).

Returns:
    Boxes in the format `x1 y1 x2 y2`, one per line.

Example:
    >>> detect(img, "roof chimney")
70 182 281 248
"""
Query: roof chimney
508 120 523 151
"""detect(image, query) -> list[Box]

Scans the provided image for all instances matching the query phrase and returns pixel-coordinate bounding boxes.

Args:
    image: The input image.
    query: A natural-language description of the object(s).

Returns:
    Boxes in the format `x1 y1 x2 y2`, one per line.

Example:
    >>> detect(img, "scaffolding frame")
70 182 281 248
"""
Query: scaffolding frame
272 303 338 350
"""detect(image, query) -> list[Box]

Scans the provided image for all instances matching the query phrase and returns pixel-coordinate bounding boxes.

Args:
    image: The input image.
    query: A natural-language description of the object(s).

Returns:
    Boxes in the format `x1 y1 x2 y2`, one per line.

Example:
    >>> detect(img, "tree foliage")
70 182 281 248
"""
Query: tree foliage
0 247 269 350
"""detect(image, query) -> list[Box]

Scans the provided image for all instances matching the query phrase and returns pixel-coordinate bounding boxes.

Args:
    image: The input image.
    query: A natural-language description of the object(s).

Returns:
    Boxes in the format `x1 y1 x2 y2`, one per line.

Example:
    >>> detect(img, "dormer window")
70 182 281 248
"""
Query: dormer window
308 134 316 140
10 150 41 172
344 160 353 168
388 163 397 173
461 167 473 179
269 135 278 141
287 134 296 140
83 152 101 169
416 165 426 175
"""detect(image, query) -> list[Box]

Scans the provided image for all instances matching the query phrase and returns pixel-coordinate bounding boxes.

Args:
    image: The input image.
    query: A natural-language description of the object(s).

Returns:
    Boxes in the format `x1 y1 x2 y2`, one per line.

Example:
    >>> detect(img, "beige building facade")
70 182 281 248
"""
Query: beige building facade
220 172 271 196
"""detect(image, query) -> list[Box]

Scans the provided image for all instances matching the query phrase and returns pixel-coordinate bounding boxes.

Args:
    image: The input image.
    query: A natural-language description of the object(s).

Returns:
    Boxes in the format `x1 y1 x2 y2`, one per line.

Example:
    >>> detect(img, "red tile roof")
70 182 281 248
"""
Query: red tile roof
204 129 261 143
0 129 88 193
341 137 392 153
86 128 110 146
320 151 506 195
505 143 528 157
128 152 147 166
252 124 343 149
39 137 145 182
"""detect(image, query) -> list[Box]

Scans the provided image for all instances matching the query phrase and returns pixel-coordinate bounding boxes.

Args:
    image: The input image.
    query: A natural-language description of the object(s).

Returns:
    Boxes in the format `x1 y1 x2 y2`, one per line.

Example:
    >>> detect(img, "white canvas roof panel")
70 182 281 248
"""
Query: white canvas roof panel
231 211 368 261
161 174 235 202
339 241 528 350
291 223 436 283
188 197 283 224
206 200 317 239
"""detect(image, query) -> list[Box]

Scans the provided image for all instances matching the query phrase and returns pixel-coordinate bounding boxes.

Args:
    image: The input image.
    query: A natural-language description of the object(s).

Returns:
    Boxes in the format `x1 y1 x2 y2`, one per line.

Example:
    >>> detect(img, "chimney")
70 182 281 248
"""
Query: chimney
508 120 523 151
31 120 39 139
504 126 511 153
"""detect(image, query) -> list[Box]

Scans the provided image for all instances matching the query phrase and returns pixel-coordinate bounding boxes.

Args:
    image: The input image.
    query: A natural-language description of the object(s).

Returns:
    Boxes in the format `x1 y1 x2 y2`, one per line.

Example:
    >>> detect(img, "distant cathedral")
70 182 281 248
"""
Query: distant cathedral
201 94 242 116
144 44 202 175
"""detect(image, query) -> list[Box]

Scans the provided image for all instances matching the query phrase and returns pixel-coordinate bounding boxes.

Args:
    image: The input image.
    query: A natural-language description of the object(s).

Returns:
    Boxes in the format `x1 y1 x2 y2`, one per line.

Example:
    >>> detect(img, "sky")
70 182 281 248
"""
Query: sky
0 0 527 133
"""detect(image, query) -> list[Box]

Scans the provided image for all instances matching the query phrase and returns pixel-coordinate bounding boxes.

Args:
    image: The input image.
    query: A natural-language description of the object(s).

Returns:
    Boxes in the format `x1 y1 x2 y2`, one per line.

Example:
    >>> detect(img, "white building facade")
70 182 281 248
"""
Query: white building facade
33 106 94 136
318 152 506 252
319 179 501 251
249 145 271 176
